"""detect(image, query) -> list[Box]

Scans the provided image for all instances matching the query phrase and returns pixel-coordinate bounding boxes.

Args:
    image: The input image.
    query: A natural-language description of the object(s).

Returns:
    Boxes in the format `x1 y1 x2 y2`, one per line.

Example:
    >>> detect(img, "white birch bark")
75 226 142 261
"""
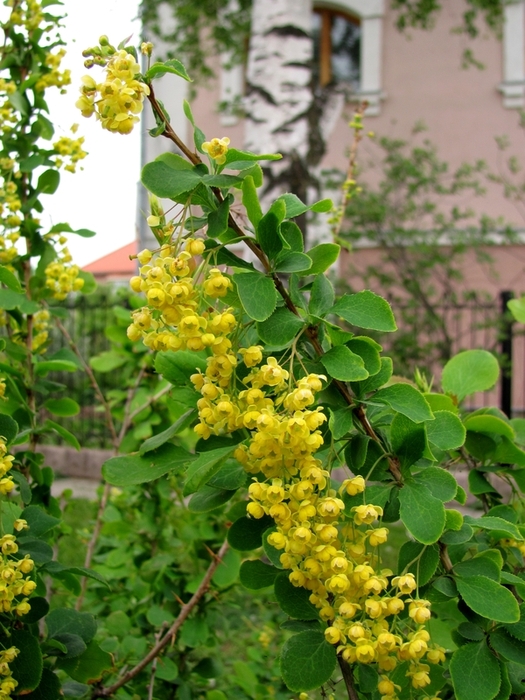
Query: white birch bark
244 0 344 241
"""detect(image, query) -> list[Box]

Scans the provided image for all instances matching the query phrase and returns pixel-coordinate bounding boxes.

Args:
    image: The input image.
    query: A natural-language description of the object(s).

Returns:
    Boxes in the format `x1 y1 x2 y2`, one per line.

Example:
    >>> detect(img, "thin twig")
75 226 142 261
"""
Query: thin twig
75 481 111 610
337 657 359 700
54 317 119 450
93 539 229 697
147 626 165 700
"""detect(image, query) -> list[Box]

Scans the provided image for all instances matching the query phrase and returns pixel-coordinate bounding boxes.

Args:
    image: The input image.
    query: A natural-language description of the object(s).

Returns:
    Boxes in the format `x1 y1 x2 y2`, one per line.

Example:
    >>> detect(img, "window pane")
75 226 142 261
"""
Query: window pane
331 14 360 87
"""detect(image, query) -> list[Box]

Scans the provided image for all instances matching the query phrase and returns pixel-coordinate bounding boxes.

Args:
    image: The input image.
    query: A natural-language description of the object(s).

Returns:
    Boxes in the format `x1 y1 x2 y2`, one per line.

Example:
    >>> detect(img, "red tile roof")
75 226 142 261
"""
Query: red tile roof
83 241 137 277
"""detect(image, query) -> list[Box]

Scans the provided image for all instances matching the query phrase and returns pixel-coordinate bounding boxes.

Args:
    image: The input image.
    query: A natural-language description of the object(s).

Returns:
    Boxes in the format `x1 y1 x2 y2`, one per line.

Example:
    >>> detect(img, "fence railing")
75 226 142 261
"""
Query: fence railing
44 290 523 449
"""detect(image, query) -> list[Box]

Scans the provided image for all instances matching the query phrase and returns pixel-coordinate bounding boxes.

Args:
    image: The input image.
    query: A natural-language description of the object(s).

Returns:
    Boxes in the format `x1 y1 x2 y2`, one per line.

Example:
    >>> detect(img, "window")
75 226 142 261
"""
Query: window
312 8 361 88
218 0 385 123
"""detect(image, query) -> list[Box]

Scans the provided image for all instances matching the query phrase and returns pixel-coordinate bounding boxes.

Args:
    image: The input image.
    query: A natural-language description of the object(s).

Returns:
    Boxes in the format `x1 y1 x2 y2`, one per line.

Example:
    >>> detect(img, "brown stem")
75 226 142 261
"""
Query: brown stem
92 540 229 697
337 657 359 700
439 542 454 573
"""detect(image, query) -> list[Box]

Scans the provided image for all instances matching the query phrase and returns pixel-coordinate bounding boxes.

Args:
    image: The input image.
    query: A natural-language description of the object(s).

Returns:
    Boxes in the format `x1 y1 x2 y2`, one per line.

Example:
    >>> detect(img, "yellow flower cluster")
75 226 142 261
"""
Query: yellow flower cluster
202 137 230 165
0 439 15 496
35 48 71 93
0 646 20 700
127 240 236 354
31 309 50 353
127 220 444 698
0 531 35 615
77 49 150 135
44 260 84 300
53 129 88 173
5 0 45 32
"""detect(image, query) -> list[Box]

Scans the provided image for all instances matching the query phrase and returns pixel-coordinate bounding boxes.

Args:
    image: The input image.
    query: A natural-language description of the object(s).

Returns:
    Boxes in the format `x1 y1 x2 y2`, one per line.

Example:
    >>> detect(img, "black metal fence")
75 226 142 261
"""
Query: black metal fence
44 290 523 448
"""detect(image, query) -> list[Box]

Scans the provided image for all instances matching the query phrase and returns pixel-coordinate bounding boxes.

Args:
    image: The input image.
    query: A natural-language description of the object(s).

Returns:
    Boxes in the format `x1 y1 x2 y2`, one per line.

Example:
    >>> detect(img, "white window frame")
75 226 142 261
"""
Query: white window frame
499 0 525 108
220 0 385 123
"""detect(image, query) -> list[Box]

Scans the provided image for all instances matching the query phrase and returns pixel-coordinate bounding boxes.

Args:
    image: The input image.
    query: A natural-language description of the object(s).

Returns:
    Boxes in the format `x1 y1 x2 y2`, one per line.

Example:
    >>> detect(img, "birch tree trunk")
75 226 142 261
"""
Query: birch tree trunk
244 0 344 240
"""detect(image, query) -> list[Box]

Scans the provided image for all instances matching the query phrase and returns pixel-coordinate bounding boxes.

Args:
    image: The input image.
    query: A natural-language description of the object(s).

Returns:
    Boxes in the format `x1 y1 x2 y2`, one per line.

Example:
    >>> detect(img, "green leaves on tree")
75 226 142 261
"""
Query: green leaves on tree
441 349 500 401
280 631 336 692
103 443 194 487
398 481 446 543
450 641 501 700
233 271 277 322
331 290 397 331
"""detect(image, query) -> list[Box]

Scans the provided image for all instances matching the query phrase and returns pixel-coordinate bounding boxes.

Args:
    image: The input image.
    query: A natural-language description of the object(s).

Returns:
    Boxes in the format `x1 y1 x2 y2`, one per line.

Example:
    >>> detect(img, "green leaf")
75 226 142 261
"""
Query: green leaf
0 414 18 444
183 445 235 495
456 576 519 623
320 345 368 381
141 160 203 198
306 243 340 273
503 604 525 641
207 198 230 239
346 337 381 375
373 384 434 423
398 482 445 543
331 290 397 332
139 409 196 454
329 408 353 440
155 349 206 384
43 397 79 417
281 221 304 251
239 560 280 589
454 554 502 581
224 148 282 165
309 274 334 317
274 193 331 218
228 515 274 551
0 265 21 291
441 522 474 544
21 597 49 625
9 630 43 691
280 631 336 692
17 538 53 563
242 176 263 228
188 485 236 512
274 251 313 273
24 668 61 700
207 460 246 490
345 434 370 472
35 360 78 375
508 296 525 323
397 542 439 586
465 415 515 440
262 527 284 568
257 307 305 347
52 634 87 659
76 270 97 294
274 572 318 620
49 223 97 238
450 641 501 700
21 505 60 536
43 420 80 450
37 168 60 195
415 467 458 502
58 641 112 684
103 443 194 487
212 548 241 588
257 211 283 260
352 357 393 395
463 515 523 540
145 58 192 81
0 289 36 311
89 351 127 373
46 608 97 644
233 271 277 322
155 656 179 682
390 414 426 469
427 410 466 450
442 350 500 401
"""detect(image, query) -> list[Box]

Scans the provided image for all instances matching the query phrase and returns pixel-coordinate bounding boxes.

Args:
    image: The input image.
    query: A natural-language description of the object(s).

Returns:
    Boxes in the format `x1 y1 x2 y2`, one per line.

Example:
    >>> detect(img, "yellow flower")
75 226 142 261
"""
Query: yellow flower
202 137 230 165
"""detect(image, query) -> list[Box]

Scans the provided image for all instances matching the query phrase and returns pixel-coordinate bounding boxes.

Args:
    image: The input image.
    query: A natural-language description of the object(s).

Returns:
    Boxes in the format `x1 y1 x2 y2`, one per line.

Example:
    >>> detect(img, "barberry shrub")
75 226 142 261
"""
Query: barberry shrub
75 38 525 700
